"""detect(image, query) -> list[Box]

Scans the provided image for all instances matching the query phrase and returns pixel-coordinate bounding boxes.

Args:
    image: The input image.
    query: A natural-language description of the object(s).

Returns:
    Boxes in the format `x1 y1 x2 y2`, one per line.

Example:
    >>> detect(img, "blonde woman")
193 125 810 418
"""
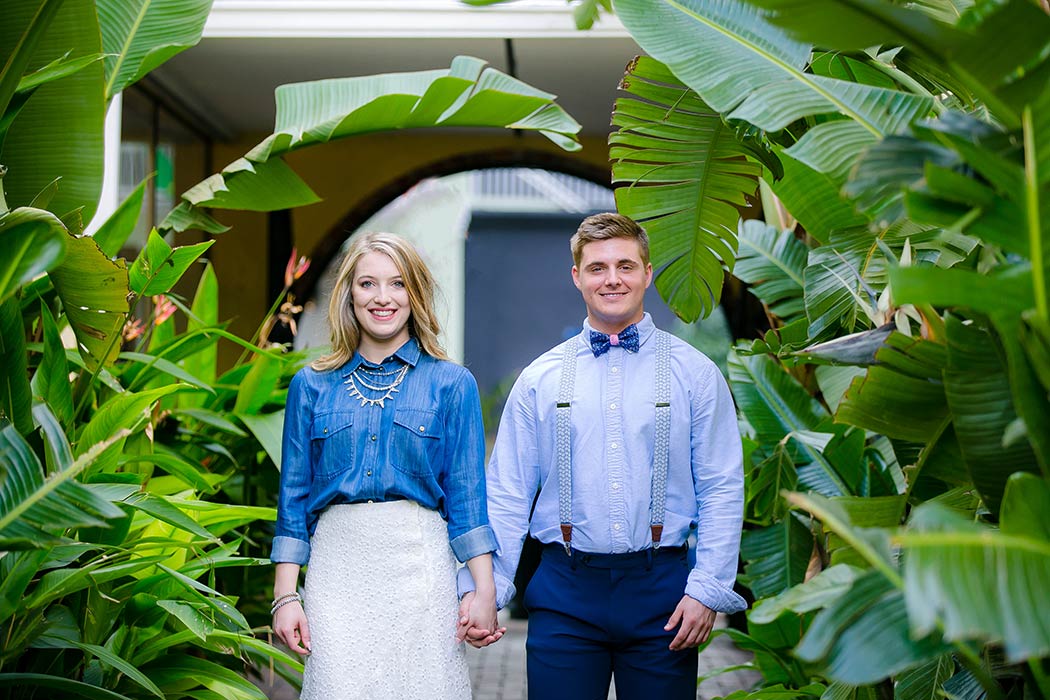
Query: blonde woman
271 232 503 699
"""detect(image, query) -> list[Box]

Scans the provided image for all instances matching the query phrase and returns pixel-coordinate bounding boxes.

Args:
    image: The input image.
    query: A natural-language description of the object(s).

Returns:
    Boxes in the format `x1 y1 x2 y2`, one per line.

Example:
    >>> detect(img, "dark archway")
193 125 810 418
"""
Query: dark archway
289 147 768 342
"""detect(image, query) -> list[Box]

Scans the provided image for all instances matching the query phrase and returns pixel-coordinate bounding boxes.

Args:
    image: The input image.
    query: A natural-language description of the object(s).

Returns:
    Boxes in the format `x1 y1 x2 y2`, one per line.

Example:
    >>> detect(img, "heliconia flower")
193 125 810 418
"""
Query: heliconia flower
153 295 176 325
284 248 311 288
122 317 146 342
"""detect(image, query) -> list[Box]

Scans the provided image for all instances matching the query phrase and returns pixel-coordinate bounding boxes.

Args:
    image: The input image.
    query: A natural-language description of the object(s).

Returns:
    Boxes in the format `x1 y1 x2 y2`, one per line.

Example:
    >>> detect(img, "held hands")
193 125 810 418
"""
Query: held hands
665 596 716 651
273 600 312 656
456 590 506 648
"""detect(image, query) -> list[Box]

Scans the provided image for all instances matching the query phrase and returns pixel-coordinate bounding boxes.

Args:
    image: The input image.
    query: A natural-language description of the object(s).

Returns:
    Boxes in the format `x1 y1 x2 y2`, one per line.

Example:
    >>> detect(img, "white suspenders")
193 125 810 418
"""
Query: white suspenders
554 329 673 554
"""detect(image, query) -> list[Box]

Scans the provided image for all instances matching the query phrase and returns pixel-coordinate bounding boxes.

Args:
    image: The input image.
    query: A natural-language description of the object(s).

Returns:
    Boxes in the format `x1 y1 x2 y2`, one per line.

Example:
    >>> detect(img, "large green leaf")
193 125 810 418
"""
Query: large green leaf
796 569 952 685
894 655 954 700
610 56 766 321
179 261 218 409
749 563 862 624
70 641 163 699
943 316 1037 514
613 0 933 169
745 0 1050 128
901 498 1050 663
128 229 214 296
0 0 65 130
1 0 105 222
30 303 73 429
735 220 808 321
771 154 868 245
0 206 67 303
740 515 814 599
0 297 33 437
836 332 948 443
238 410 284 468
169 56 582 227
95 0 212 100
0 423 125 549
729 351 854 495
48 233 129 369
0 674 131 700
90 176 149 258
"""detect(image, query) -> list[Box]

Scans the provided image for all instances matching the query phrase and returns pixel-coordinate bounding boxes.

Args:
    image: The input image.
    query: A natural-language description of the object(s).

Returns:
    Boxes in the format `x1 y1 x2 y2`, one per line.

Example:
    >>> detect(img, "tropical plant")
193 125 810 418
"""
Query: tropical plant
2 1 584 697
463 0 1050 697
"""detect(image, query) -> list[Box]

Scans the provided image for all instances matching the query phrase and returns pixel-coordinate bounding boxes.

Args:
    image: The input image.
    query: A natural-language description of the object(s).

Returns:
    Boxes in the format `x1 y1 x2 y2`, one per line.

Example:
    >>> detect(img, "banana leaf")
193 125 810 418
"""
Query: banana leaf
735 220 808 322
610 56 768 321
168 56 582 227
901 493 1050 663
1 0 105 223
95 0 212 100
0 206 67 304
613 0 933 178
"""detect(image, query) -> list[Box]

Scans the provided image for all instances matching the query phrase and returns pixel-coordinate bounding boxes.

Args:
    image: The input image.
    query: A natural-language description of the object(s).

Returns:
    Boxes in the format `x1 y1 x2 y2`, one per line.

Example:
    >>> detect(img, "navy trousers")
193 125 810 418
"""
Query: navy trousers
524 544 699 700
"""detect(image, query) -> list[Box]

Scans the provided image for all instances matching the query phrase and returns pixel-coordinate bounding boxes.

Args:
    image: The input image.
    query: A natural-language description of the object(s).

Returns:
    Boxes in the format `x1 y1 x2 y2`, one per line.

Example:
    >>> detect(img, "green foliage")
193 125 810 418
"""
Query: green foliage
596 0 1050 697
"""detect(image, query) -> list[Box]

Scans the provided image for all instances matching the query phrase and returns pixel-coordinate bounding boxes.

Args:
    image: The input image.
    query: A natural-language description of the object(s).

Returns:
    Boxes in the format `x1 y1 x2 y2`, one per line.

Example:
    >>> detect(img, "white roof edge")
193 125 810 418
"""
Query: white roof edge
205 0 629 38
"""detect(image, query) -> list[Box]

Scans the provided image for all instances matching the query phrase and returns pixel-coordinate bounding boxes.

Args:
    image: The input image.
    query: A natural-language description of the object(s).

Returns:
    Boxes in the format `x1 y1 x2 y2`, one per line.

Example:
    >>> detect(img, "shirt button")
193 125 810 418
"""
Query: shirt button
612 482 621 489
609 402 617 410
611 367 619 374
370 434 377 441
366 470 373 476
367 499 374 504
613 523 622 530
611 442 618 449
419 426 425 432
323 427 328 434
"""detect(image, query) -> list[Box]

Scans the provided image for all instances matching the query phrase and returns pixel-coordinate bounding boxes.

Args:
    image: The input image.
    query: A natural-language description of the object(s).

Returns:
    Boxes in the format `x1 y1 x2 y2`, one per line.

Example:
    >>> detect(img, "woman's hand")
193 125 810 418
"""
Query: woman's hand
274 600 312 656
456 590 505 648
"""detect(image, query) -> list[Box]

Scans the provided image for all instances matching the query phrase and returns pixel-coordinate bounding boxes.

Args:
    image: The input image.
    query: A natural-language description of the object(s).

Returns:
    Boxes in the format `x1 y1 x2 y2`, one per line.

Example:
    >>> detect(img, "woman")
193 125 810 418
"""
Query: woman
271 232 502 699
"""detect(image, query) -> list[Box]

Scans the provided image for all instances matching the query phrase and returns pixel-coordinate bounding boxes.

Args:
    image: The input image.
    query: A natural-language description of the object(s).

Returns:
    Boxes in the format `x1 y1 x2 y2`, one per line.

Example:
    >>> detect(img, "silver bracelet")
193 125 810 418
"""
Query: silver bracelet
271 591 301 607
270 593 303 615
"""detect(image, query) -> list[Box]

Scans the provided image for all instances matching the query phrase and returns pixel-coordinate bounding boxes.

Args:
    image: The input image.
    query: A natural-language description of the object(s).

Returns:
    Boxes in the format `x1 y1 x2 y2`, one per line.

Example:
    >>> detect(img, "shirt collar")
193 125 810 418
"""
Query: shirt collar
580 313 655 347
343 336 421 375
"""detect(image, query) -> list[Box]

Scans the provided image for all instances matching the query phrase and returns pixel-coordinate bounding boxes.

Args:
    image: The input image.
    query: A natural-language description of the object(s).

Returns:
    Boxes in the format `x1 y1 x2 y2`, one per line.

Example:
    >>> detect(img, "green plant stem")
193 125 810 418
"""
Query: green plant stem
1023 106 1047 320
234 286 289 367
868 61 946 116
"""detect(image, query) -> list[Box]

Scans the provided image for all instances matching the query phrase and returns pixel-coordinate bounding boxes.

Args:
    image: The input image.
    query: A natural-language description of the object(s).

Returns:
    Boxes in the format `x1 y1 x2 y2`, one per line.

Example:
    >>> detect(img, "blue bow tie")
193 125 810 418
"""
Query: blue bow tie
589 324 640 357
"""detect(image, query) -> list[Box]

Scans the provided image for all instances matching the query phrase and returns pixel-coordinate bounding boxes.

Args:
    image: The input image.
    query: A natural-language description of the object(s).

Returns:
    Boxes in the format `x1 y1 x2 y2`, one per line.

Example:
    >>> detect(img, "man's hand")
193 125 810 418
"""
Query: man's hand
456 591 506 648
665 596 716 651
273 601 312 656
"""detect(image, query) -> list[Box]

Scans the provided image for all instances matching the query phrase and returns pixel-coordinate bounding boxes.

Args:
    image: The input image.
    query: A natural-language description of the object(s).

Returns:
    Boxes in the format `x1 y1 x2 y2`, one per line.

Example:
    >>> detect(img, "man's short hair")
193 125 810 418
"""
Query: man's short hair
570 212 650 267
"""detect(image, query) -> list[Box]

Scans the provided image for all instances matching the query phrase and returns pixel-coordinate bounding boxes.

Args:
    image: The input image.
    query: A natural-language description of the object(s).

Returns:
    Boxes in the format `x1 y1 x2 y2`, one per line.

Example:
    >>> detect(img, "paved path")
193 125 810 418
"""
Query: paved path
465 614 760 700
255 613 760 699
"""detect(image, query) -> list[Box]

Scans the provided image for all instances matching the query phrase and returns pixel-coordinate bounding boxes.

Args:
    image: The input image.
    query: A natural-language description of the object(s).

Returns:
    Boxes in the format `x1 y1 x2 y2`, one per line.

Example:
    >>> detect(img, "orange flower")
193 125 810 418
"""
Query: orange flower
153 295 176 325
284 248 311 288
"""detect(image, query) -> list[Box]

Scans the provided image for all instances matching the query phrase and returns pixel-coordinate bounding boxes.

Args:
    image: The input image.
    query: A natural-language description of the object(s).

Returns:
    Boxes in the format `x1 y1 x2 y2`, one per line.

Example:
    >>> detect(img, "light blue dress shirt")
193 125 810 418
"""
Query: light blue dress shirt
459 314 746 612
272 338 497 566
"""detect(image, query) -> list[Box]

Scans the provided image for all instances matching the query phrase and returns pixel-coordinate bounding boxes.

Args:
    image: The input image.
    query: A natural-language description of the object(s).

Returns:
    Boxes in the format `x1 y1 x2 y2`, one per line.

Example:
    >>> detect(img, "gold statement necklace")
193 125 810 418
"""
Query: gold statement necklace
344 363 410 408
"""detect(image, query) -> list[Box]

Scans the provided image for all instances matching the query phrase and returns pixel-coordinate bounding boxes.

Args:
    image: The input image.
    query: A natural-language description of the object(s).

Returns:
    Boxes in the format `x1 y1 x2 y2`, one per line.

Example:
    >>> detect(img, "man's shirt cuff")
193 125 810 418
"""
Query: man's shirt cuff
450 525 498 563
271 536 311 566
456 566 516 609
686 569 747 613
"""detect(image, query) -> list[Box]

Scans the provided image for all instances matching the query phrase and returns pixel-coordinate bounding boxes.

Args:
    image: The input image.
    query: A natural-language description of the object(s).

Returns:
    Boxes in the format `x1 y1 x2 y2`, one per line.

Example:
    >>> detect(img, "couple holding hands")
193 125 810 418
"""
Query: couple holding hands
271 213 745 700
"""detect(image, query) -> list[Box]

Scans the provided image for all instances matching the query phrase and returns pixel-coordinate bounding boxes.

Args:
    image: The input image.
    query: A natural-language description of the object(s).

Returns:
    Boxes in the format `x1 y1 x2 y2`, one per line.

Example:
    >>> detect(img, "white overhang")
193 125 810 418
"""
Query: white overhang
205 0 629 38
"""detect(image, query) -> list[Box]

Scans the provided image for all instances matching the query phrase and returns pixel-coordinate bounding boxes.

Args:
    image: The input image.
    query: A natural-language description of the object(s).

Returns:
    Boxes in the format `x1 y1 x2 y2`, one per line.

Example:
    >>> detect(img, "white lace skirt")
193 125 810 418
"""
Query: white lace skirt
301 500 471 700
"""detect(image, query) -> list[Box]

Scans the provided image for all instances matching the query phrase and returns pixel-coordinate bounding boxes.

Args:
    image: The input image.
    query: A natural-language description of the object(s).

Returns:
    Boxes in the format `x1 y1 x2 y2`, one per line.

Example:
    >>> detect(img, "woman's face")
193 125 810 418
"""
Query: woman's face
351 251 412 352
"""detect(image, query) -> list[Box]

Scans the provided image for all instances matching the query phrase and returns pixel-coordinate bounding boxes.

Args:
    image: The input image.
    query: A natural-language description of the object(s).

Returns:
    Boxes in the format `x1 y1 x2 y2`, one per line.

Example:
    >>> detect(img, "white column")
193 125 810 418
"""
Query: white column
85 92 122 235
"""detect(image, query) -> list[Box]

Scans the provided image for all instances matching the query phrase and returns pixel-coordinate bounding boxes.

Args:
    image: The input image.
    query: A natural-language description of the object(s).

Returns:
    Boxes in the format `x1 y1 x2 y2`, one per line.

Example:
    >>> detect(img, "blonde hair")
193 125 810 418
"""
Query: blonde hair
570 212 650 267
312 232 449 371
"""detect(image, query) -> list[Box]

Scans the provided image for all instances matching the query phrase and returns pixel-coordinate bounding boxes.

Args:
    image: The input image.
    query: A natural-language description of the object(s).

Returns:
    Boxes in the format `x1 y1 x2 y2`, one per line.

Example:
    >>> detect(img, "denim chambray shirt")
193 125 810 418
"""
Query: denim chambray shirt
271 338 497 566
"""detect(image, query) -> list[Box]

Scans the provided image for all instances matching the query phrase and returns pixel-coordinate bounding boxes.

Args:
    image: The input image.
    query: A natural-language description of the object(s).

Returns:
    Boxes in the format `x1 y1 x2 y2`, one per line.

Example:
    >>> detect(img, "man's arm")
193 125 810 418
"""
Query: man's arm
457 372 542 610
666 362 747 649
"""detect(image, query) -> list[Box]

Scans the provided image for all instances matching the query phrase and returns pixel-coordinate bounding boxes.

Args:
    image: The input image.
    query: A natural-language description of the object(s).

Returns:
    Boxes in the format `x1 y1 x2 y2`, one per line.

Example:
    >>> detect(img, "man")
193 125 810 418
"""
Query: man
458 213 745 699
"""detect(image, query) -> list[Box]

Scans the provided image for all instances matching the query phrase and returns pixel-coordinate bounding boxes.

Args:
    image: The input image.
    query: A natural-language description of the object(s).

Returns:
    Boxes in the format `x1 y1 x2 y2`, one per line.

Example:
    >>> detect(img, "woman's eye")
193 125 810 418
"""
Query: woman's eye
360 280 373 288
393 280 405 288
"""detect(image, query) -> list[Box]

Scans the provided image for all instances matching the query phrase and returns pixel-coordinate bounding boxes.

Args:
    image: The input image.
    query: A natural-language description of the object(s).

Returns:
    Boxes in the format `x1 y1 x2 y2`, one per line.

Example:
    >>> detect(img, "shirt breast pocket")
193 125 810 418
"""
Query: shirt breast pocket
310 411 355 481
391 408 442 477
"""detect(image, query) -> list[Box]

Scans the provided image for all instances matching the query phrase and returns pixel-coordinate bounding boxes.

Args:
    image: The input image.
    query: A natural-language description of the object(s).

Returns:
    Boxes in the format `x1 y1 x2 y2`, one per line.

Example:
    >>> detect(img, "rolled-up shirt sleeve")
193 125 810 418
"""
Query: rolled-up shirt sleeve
442 369 497 562
458 372 540 609
271 371 314 565
687 363 748 613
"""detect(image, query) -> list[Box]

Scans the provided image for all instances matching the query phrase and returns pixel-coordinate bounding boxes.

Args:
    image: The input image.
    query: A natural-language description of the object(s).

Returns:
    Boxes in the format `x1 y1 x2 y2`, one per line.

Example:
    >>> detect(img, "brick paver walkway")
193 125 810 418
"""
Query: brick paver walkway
254 612 760 699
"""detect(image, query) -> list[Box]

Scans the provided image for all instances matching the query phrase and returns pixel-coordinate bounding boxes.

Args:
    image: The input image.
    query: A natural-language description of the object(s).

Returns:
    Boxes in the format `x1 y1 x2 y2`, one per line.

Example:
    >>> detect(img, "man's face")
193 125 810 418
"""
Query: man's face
571 237 653 334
